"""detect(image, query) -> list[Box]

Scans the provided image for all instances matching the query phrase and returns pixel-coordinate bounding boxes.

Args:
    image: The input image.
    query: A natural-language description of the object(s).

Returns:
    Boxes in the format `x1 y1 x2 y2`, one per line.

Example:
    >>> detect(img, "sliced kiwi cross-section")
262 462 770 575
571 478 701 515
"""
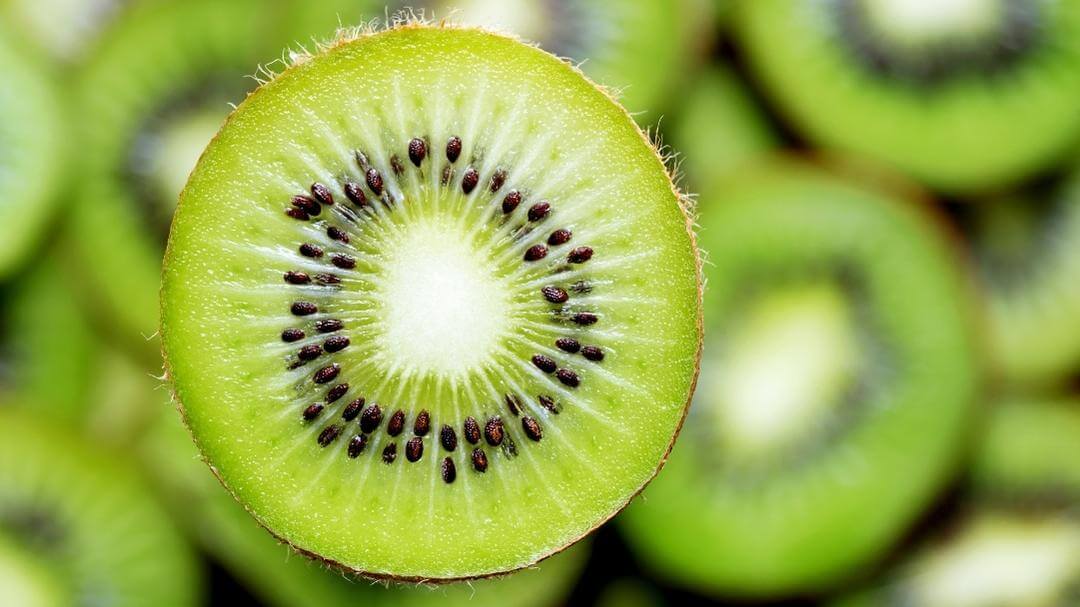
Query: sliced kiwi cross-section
734 0 1080 193
620 161 980 598
161 24 702 581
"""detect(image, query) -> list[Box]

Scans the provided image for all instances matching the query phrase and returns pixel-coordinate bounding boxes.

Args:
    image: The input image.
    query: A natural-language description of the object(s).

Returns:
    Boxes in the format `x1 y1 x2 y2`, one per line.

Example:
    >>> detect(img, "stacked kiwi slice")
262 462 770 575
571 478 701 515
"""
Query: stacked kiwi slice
620 161 980 597
734 0 1080 193
161 24 702 581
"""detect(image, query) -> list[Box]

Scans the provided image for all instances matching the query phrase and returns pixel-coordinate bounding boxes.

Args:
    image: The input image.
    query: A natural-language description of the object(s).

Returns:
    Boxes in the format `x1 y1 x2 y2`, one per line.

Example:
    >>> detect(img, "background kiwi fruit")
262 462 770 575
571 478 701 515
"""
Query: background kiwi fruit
0 0 123 64
162 23 701 581
620 161 980 598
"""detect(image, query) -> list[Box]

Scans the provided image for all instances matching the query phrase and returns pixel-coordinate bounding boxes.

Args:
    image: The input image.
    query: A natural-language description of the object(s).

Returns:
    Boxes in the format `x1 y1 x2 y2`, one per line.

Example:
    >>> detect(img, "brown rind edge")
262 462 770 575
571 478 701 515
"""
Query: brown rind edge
159 17 705 585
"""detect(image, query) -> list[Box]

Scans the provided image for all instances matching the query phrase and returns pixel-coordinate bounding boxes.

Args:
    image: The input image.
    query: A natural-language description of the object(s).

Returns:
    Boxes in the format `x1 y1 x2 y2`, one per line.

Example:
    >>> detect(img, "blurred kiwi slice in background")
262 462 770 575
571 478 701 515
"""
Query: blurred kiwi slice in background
733 0 1080 194
0 0 124 64
0 406 202 606
958 166 1080 388
835 398 1080 606
620 161 981 598
0 25 65 281
280 0 711 118
71 0 276 359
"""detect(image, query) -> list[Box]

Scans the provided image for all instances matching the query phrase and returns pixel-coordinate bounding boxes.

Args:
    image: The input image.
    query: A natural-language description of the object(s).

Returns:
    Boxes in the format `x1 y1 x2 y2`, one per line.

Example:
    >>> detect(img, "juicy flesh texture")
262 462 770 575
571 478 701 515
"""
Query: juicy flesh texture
162 27 700 579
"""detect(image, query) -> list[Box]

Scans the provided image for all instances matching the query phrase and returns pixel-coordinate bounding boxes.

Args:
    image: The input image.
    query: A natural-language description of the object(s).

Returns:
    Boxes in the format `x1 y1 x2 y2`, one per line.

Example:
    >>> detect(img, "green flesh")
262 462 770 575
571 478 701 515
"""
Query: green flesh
734 0 1080 193
0 407 201 607
835 399 1080 607
965 170 1080 388
0 26 65 280
162 26 700 579
619 161 979 597
72 0 277 359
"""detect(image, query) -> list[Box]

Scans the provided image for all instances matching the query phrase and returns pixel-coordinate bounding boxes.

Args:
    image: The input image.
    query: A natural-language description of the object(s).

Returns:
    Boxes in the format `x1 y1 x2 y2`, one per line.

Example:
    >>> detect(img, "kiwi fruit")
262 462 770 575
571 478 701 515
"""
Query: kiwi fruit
619 161 980 598
161 24 701 580
734 0 1080 193
0 0 123 63
957 167 1080 388
71 0 277 357
0 406 201 606
0 25 65 280
834 398 1080 607
0 534 68 607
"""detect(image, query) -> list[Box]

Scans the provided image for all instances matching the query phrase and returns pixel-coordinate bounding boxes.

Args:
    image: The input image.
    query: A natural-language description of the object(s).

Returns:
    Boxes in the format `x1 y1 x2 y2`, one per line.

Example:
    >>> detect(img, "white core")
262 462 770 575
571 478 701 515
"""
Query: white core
866 0 995 37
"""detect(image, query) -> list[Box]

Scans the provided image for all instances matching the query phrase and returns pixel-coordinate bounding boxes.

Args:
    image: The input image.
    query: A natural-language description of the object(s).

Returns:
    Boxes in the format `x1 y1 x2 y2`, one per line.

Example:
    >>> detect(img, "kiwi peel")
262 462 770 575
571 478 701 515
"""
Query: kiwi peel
162 22 702 581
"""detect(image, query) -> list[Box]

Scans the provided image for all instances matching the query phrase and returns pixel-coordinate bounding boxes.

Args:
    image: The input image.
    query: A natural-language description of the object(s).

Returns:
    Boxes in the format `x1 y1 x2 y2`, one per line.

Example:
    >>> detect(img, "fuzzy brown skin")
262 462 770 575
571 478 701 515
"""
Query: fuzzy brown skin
160 20 704 584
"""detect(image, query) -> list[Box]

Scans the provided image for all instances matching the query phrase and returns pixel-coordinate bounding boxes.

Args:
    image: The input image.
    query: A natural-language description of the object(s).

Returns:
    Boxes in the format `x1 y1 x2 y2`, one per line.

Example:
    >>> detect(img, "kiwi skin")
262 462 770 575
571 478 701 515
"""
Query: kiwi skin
161 20 703 583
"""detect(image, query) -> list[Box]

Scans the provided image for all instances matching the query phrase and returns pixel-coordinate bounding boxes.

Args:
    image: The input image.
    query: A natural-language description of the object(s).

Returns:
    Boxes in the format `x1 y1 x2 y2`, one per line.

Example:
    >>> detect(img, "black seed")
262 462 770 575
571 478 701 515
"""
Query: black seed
314 273 341 285
343 182 368 206
524 245 548 262
365 168 383 194
359 404 382 433
568 247 593 263
528 201 551 222
555 337 580 353
327 226 349 243
463 417 481 445
324 335 350 352
502 190 522 214
532 355 557 373
387 410 405 436
441 165 453 186
556 368 580 387
484 417 504 446
302 403 324 420
318 424 342 446
570 281 592 294
582 346 604 361
292 195 321 216
313 364 340 384
298 344 322 361
342 398 365 421
291 301 317 316
408 138 426 166
382 443 397 463
314 319 344 333
461 167 479 194
285 207 309 221
299 243 323 258
472 448 488 472
522 417 543 442
326 383 349 403
446 136 462 162
284 271 310 285
573 312 598 326
405 437 424 462
281 328 305 342
441 457 456 483
347 434 367 458
311 183 334 205
390 155 404 175
489 169 507 193
331 254 356 269
414 410 430 436
504 393 522 416
440 425 457 451
547 229 572 246
539 394 559 413
542 286 568 304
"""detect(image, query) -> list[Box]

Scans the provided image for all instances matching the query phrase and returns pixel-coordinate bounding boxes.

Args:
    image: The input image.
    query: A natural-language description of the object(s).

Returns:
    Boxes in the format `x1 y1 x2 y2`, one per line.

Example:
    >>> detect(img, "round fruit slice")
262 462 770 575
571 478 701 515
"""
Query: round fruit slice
0 407 201 606
0 25 65 280
734 0 1080 193
835 398 1080 607
161 25 702 580
619 161 980 597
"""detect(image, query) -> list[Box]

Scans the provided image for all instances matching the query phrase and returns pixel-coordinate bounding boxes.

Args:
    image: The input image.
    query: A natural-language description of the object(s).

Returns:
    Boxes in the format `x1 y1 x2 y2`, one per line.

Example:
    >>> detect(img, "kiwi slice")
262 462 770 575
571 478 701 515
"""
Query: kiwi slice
0 25 65 280
0 0 122 64
0 535 68 607
619 161 980 597
71 0 277 357
834 398 1080 607
0 406 201 606
161 24 701 580
959 169 1080 388
734 0 1080 193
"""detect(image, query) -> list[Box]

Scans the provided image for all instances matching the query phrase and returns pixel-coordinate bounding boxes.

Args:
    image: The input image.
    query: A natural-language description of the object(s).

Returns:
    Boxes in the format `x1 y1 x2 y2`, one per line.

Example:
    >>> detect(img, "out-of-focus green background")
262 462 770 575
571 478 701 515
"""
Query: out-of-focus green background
1 0 1079 605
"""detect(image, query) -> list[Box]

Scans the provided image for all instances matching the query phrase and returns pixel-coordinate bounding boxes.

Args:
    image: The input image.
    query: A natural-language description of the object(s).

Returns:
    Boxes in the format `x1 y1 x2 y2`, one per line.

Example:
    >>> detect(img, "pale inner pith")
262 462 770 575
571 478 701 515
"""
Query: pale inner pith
864 0 997 39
